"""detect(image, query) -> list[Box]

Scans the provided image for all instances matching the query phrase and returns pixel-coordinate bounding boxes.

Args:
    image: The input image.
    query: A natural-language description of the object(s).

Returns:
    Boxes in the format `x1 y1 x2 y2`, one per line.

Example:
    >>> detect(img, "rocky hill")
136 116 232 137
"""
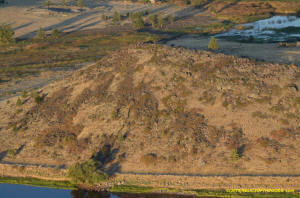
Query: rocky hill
0 44 299 176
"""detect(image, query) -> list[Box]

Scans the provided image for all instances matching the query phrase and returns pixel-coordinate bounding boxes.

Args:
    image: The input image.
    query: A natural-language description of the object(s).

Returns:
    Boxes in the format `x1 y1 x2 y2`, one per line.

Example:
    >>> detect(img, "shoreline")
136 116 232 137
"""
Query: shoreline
1 163 300 196
1 176 299 197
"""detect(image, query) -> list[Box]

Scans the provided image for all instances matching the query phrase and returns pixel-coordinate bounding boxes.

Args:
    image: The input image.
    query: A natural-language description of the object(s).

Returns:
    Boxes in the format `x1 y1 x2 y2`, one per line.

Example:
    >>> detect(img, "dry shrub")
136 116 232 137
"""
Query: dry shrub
176 83 192 98
215 56 234 68
256 137 270 148
256 136 281 152
189 146 198 156
25 43 47 50
35 123 86 154
207 125 224 144
26 87 73 123
226 128 244 149
131 92 159 122
263 157 277 165
93 72 114 96
256 96 272 104
279 119 289 125
252 111 268 119
162 95 186 113
171 143 185 154
116 75 134 106
270 84 282 96
270 129 288 141
40 130 76 147
234 96 251 109
199 90 216 105
140 153 158 166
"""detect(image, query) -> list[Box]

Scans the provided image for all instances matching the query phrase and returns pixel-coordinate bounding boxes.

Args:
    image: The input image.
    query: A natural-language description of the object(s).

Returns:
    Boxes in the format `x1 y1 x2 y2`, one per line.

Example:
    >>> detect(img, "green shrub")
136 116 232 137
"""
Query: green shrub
35 27 45 40
16 97 22 106
43 0 52 9
208 37 218 50
118 132 125 142
68 159 108 184
191 0 208 7
7 149 17 157
113 11 121 23
9 122 18 133
229 149 239 162
31 92 44 104
111 109 119 120
132 15 145 29
157 15 164 29
77 0 83 7
148 14 157 27
51 28 61 39
209 5 217 14
34 95 44 104
0 24 15 44
167 15 174 24
102 15 109 21
16 109 23 114
21 90 28 98
251 111 268 119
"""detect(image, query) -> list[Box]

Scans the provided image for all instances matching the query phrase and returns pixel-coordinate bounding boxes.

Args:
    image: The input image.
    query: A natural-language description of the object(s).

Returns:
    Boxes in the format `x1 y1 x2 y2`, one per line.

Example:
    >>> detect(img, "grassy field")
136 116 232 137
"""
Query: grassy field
109 185 300 198
0 31 163 82
0 176 75 189
1 178 298 197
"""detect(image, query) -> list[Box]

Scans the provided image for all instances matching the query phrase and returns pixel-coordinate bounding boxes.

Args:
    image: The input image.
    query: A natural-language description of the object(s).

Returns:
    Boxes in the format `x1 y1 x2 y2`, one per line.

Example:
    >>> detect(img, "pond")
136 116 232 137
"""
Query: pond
0 184 201 198
163 16 300 65
215 16 300 43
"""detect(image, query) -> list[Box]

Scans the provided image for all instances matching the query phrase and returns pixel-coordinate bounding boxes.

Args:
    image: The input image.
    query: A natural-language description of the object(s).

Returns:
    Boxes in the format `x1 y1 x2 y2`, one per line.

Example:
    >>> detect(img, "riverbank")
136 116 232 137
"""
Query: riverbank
1 43 299 196
1 175 300 197
1 162 300 196
0 176 74 189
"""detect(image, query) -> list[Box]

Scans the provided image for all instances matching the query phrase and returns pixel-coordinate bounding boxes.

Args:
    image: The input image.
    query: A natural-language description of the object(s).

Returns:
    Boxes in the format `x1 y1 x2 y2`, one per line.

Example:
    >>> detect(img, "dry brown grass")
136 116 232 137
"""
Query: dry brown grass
0 43 299 176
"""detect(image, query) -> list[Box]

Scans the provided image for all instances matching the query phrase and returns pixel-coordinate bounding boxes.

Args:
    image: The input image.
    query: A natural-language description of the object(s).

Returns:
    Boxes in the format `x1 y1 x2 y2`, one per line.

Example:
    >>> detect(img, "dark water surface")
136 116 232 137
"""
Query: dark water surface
0 184 201 198
216 16 300 42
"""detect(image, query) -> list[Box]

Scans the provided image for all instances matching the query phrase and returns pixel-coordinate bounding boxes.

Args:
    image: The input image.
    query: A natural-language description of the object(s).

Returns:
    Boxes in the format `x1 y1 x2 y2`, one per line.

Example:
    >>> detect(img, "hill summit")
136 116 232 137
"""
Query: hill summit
0 44 299 176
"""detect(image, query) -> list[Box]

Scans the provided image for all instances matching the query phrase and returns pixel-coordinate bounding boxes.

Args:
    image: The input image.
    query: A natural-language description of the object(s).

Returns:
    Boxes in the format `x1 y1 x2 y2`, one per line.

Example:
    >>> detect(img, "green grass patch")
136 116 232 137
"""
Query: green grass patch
0 32 163 82
108 185 300 197
169 21 234 34
0 176 75 190
109 185 155 193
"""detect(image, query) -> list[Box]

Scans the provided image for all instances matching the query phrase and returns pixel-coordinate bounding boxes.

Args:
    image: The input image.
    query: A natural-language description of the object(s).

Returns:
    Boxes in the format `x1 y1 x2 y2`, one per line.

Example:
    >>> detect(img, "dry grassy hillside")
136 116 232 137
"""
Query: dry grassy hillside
0 44 299 176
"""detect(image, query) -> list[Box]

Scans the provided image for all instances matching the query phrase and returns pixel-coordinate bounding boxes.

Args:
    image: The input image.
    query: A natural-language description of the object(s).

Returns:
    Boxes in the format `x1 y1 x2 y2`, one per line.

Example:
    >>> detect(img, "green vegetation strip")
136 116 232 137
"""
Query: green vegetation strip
0 32 163 81
108 185 300 198
0 176 76 189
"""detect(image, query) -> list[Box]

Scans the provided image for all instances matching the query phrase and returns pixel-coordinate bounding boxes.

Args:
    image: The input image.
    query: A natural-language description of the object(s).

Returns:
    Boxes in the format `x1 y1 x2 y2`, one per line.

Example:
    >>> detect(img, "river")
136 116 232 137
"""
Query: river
0 183 202 198
164 16 300 65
